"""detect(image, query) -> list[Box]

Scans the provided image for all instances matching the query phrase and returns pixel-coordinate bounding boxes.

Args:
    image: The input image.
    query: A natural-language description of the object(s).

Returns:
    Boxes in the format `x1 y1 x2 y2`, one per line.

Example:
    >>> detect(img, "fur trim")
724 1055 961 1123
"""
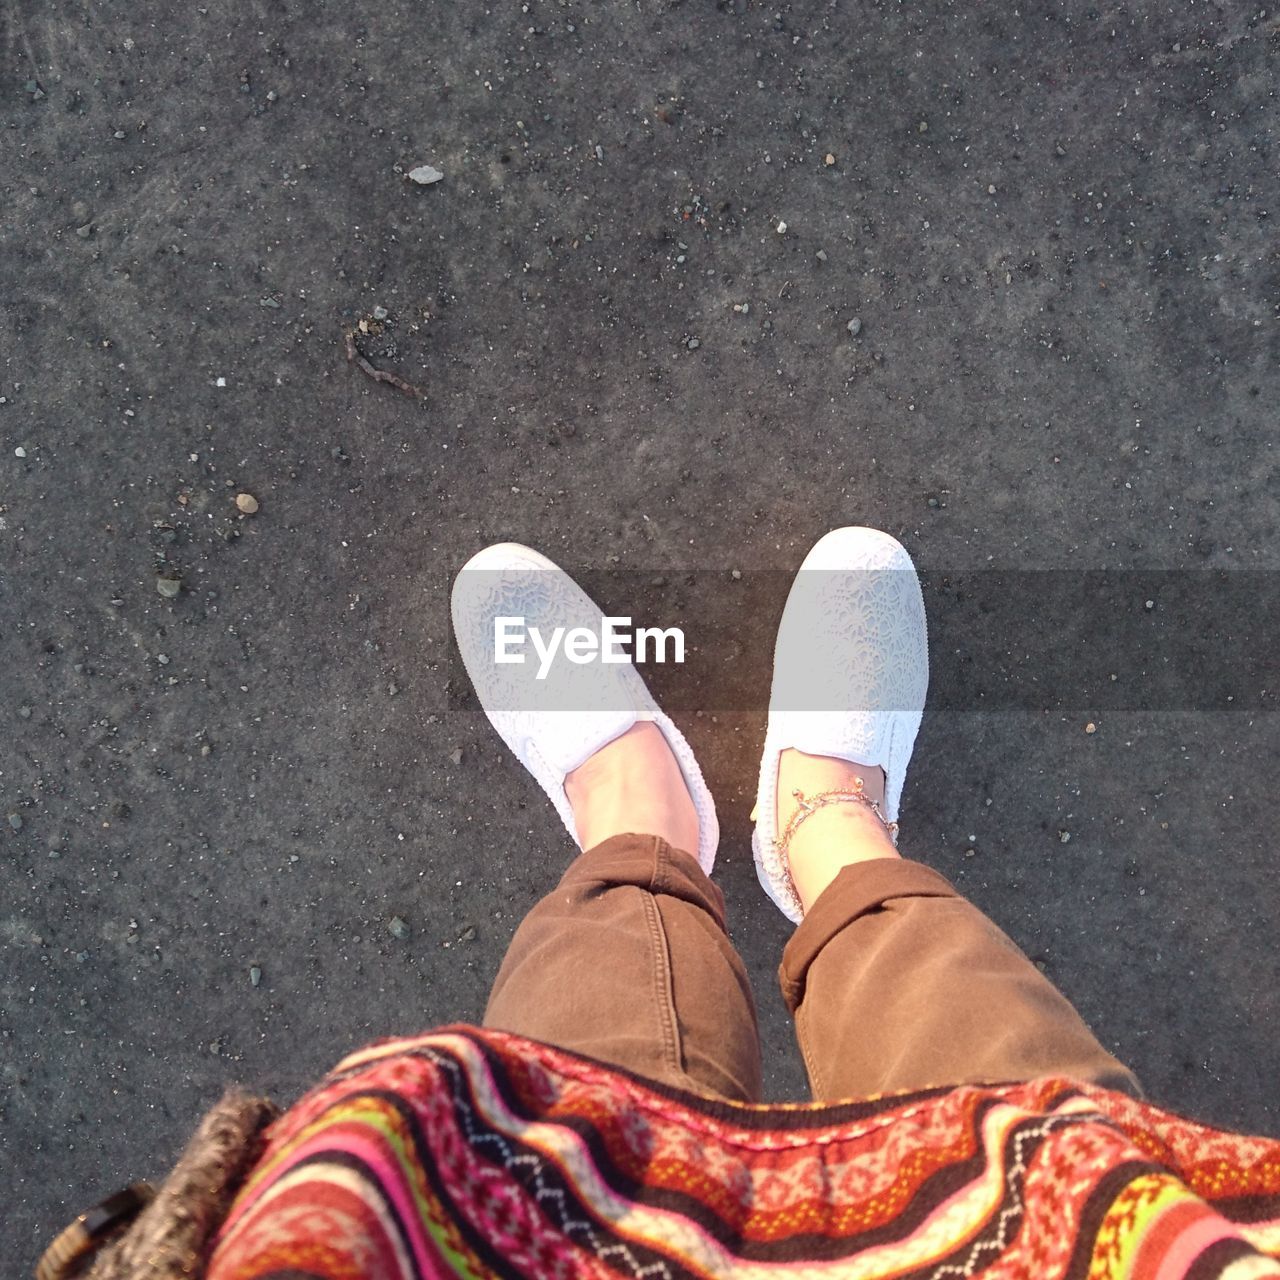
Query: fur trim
82 1088 279 1280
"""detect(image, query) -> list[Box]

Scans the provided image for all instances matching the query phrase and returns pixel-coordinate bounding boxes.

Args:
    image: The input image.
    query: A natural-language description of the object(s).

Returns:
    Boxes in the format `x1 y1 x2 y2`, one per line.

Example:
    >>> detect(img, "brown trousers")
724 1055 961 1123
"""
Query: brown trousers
483 834 1141 1104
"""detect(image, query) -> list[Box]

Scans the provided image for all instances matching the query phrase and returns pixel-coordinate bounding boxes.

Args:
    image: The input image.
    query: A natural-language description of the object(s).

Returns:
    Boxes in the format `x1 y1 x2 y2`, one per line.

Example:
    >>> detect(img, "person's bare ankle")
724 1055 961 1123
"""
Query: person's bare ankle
776 748 899 914
566 722 699 855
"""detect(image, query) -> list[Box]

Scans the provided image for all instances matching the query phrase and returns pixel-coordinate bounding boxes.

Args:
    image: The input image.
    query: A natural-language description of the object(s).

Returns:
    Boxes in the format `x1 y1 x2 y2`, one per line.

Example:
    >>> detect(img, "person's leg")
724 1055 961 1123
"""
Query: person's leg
774 750 1141 1103
484 832 762 1102
483 724 763 1103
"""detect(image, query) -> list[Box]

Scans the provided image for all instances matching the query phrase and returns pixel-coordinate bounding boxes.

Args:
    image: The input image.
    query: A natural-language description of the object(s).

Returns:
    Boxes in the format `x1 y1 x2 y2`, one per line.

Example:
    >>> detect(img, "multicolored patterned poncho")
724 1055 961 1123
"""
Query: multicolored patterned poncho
208 1025 1280 1279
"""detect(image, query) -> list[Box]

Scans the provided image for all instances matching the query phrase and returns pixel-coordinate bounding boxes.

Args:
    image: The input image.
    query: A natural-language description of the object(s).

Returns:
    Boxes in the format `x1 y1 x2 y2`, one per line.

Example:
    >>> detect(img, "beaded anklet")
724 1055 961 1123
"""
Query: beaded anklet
774 778 899 896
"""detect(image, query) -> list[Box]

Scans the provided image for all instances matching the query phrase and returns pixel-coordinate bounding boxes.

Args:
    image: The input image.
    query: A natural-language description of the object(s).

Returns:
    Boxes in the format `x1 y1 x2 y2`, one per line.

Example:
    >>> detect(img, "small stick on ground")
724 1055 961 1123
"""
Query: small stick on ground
344 329 425 399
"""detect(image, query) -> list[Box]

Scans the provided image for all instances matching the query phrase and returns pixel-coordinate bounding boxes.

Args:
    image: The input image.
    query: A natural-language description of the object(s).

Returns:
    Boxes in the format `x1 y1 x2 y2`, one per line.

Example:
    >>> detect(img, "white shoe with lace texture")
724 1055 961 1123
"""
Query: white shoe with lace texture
752 528 929 921
451 543 720 873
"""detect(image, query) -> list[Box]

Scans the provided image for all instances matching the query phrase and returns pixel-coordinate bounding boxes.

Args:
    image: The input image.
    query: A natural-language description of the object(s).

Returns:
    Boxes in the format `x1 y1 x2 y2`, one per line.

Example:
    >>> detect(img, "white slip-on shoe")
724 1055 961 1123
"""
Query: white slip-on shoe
450 543 719 873
752 528 929 921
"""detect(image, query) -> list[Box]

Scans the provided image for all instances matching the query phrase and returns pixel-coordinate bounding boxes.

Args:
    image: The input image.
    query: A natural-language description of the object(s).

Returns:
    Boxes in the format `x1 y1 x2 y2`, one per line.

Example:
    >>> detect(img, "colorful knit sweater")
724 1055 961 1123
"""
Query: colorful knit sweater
207 1025 1280 1279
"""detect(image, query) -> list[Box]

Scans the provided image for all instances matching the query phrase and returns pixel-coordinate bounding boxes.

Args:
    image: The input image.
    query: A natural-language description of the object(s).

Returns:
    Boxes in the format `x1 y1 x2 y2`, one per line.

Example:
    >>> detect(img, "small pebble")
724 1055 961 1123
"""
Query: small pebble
249 965 262 987
1144 599 1155 610
815 249 828 262
157 654 170 666
824 153 835 166
449 746 464 766
846 317 862 336
14 446 28 458
731 569 742 580
1084 722 1097 734
775 220 788 234
927 496 940 508
235 492 259 514
156 576 182 599
18 705 31 720
76 223 93 239
686 337 700 350
372 305 388 321
1059 830 1072 843
459 924 477 943
71 200 91 222
259 297 281 309
266 89 279 103
408 164 444 185
7 812 23 831
388 916 410 940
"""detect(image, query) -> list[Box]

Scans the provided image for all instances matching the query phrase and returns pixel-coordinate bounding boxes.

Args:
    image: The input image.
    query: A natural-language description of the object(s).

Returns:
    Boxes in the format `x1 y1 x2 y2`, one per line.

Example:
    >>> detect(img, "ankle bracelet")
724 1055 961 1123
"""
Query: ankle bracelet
775 780 899 862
